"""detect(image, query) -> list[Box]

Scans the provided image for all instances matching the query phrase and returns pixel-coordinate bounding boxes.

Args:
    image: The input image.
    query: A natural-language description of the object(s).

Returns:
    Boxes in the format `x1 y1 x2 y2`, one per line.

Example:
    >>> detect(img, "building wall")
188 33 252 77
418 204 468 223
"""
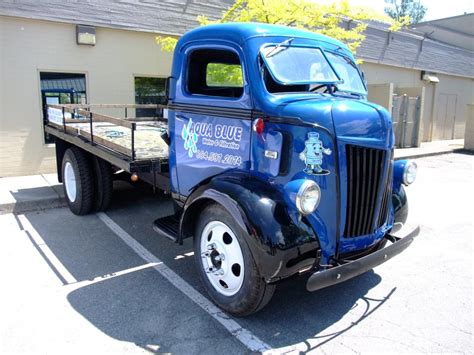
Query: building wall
0 16 173 176
361 61 474 142
357 23 473 79
465 104 474 150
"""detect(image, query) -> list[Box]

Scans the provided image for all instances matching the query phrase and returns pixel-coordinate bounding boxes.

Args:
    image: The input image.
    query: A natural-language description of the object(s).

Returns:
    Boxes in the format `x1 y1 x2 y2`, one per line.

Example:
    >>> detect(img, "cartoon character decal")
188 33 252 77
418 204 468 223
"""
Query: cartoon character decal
181 118 198 158
299 132 332 175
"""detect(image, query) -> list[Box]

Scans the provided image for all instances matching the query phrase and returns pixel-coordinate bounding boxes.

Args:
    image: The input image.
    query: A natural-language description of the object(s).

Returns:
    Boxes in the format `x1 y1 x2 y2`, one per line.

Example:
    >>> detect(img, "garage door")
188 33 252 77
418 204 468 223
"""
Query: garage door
434 93 457 140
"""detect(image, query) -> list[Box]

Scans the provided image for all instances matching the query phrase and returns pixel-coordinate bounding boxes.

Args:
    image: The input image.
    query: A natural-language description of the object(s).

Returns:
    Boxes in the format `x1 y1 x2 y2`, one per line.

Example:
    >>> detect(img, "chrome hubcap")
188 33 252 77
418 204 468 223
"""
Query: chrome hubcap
64 161 77 202
200 221 244 296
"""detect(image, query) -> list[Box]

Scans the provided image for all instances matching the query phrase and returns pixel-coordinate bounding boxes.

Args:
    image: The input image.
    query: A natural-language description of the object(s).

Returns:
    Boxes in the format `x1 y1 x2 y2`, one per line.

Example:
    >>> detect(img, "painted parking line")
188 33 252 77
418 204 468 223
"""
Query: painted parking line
97 212 272 353
66 262 161 289
18 214 77 284
18 213 161 290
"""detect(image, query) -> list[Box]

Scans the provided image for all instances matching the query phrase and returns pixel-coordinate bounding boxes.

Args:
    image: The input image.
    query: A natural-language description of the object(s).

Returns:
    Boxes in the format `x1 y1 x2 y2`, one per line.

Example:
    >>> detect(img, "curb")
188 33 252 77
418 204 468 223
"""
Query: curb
394 150 454 160
394 149 462 160
0 197 67 215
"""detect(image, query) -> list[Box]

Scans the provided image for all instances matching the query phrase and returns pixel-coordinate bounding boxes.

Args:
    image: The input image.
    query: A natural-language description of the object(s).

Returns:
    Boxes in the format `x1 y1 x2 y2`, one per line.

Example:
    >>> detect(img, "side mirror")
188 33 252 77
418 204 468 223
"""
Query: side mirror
165 76 175 102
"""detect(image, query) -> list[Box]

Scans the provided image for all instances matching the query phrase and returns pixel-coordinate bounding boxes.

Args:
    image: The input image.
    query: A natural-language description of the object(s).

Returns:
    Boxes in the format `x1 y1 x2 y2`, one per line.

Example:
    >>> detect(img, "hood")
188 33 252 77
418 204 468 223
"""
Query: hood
261 95 393 149
331 100 393 149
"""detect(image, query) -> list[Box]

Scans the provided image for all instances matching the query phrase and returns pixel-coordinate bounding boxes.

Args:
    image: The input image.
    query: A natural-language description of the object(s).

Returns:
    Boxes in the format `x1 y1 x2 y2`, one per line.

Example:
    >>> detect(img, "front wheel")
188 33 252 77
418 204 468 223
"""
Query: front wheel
194 204 275 316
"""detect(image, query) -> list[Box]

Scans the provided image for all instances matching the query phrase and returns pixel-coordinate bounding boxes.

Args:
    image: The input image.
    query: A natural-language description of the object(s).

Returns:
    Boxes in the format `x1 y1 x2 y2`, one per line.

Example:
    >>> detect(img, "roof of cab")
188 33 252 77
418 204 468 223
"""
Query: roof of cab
177 22 349 51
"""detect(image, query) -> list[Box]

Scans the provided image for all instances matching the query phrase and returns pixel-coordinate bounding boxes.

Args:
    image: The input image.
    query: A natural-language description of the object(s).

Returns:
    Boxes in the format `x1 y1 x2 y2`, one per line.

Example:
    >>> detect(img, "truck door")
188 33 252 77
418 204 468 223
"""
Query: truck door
169 46 252 196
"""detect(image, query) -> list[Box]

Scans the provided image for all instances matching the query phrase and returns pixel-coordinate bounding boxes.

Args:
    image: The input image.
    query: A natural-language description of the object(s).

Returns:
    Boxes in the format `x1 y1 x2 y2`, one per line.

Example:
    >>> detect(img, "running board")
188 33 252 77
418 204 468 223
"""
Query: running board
152 214 180 242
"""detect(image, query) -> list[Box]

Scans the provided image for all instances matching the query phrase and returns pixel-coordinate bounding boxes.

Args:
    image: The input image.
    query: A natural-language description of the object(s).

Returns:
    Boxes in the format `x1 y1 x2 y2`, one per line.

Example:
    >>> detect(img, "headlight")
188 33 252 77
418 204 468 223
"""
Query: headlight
403 161 417 185
296 180 321 215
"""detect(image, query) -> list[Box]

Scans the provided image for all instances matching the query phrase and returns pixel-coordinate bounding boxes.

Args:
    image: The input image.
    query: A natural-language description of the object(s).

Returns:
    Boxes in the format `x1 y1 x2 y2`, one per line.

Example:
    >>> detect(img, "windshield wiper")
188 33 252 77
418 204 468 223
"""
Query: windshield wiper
265 38 294 58
333 89 362 99
341 55 358 69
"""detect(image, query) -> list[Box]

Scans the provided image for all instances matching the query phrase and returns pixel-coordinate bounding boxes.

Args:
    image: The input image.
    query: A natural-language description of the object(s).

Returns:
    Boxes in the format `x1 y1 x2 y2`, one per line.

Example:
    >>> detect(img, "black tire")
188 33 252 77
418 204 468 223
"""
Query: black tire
91 157 113 212
194 204 275 317
62 147 94 215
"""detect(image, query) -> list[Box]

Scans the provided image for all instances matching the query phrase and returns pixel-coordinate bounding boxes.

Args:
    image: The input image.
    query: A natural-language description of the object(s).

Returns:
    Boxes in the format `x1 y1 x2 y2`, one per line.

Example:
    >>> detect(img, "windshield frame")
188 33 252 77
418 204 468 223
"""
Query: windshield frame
260 43 343 86
323 50 367 95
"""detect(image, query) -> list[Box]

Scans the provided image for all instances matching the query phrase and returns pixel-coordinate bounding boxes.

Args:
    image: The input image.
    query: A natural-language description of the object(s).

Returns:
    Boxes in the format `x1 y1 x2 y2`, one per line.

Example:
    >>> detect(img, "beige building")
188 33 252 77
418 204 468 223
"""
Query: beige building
363 62 474 143
0 2 472 177
359 14 474 147
0 16 176 176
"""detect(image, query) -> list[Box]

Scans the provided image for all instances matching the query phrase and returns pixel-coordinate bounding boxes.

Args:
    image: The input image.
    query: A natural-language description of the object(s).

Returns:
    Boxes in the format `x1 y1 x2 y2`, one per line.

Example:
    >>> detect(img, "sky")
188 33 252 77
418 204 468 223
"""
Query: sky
349 0 473 21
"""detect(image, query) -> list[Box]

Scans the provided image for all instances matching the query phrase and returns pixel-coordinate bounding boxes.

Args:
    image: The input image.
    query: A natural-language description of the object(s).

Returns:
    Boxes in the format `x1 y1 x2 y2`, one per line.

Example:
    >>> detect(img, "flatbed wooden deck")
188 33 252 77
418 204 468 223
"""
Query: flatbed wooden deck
45 104 170 175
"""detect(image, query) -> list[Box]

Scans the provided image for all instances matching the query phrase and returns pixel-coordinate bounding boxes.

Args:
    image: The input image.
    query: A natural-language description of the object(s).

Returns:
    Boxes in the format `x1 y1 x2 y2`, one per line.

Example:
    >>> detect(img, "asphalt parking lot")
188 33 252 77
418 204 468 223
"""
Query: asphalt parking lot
1 153 472 354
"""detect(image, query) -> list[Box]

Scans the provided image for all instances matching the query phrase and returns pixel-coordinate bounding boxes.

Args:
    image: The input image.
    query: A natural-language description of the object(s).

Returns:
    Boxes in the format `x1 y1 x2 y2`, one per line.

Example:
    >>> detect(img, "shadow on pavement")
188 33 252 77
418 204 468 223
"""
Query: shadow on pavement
19 182 392 353
63 260 386 353
238 271 386 350
66 269 243 354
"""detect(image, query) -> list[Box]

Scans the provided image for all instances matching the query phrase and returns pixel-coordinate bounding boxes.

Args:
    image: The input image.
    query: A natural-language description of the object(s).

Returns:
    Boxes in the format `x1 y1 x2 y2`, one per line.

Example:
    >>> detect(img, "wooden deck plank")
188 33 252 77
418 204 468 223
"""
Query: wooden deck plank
47 121 168 160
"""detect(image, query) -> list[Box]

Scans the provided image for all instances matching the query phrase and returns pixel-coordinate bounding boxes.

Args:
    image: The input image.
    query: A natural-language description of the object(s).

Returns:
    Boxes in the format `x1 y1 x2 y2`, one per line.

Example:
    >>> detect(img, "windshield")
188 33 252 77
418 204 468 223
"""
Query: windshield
260 45 367 95
324 52 367 95
261 45 340 84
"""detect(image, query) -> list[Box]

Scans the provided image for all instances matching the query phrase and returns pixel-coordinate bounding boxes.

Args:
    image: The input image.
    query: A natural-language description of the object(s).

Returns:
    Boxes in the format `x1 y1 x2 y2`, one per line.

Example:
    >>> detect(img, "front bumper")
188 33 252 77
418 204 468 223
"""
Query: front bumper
306 226 420 292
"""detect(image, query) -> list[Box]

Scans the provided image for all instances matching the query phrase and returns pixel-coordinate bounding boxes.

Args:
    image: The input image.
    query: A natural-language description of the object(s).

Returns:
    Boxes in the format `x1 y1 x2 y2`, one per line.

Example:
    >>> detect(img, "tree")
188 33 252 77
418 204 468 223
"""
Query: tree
157 0 408 55
385 0 427 24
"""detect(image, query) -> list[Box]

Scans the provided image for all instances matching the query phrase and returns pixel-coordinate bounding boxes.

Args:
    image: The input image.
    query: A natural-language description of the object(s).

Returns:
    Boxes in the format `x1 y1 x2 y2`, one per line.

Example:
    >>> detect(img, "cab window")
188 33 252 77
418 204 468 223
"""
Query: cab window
187 49 243 98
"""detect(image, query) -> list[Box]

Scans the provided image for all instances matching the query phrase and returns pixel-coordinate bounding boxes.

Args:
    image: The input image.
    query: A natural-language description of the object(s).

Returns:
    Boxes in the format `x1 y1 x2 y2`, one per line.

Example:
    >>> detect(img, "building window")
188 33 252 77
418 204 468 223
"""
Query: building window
134 77 167 118
40 72 87 144
187 49 243 98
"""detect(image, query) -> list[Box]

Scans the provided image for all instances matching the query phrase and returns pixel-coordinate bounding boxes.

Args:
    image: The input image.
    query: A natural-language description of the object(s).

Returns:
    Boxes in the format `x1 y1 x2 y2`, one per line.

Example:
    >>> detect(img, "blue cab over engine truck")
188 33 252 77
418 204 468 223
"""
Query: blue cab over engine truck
45 23 420 316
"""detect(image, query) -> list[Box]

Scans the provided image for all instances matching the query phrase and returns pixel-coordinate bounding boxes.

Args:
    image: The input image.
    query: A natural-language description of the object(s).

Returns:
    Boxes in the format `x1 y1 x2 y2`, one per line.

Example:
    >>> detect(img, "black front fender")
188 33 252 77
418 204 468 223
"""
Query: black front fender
180 171 321 282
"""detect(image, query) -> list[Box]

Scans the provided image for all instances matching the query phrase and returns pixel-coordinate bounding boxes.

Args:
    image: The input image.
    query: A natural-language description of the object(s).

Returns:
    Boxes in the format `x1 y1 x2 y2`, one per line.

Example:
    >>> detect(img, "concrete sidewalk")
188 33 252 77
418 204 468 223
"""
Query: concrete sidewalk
394 139 465 160
0 139 468 214
0 174 66 214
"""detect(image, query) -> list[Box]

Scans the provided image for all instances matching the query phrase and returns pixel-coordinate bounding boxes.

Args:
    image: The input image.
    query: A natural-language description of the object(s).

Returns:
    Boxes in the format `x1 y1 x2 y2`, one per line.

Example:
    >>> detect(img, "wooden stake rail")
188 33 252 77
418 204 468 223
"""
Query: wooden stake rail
49 104 136 129
54 104 168 109
47 104 168 161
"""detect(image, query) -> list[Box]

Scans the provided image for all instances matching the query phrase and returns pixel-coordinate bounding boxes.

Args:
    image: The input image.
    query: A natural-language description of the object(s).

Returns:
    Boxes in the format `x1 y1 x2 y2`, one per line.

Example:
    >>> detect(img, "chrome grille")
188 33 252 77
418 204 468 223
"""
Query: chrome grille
344 145 387 237
377 151 394 228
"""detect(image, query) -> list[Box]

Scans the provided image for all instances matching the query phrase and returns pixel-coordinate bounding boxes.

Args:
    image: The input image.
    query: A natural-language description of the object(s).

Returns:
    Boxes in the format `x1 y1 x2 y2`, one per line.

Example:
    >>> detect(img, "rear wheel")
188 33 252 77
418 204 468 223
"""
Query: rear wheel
91 157 113 212
194 204 275 316
62 147 94 215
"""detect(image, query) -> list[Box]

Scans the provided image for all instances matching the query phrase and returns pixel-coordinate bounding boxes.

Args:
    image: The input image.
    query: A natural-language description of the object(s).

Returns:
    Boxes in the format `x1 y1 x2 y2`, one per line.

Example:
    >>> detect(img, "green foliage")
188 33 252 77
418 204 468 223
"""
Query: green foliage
155 36 179 53
206 63 243 87
155 0 408 86
157 0 406 54
385 0 427 24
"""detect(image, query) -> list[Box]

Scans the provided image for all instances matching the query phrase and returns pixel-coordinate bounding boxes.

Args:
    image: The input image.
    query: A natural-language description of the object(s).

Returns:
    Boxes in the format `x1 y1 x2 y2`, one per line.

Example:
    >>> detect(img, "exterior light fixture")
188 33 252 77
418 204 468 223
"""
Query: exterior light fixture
421 70 439 83
284 179 322 215
394 160 418 186
76 25 96 46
